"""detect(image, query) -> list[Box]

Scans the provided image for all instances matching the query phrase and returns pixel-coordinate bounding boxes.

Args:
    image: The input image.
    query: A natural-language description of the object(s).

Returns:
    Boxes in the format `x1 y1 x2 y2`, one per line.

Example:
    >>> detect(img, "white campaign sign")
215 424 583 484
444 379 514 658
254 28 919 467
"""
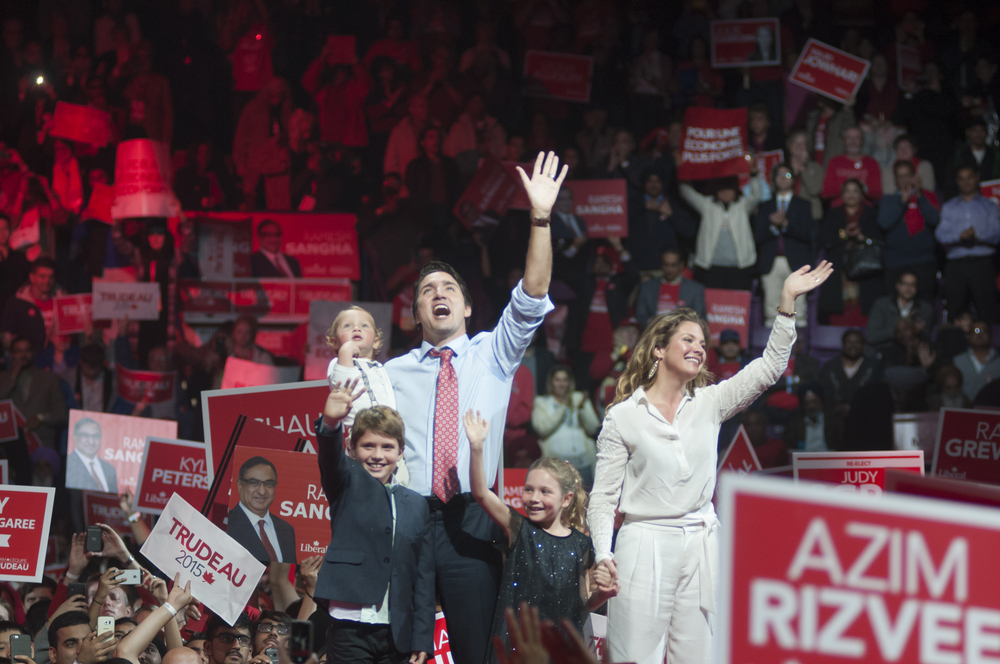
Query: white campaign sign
140 494 265 625
92 281 161 320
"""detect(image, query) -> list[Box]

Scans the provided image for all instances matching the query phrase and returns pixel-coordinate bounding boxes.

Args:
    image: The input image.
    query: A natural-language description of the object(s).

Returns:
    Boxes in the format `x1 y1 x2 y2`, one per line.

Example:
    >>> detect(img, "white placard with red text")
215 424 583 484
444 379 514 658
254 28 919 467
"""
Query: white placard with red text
932 408 1000 485
788 39 870 103
793 450 924 495
140 494 265 625
718 473 1000 664
719 426 763 476
133 438 210 515
0 486 54 582
92 281 161 320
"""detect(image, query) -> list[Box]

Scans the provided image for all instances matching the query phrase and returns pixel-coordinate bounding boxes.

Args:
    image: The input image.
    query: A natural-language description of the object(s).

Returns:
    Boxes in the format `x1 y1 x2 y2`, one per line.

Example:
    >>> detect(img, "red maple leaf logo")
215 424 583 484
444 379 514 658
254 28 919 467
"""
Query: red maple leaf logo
202 572 215 585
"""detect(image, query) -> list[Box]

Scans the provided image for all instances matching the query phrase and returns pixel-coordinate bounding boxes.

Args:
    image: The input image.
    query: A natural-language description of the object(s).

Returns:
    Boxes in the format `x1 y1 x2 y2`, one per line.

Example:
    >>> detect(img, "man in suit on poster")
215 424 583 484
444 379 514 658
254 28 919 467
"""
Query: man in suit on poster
250 219 303 278
66 416 118 493
227 456 298 563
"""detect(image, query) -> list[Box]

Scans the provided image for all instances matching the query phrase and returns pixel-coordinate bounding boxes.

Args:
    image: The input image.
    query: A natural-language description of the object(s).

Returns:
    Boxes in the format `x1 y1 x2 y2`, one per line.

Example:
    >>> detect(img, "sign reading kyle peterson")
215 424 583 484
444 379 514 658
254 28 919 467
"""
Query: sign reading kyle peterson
718 473 1000 664
678 107 750 181
133 438 210 515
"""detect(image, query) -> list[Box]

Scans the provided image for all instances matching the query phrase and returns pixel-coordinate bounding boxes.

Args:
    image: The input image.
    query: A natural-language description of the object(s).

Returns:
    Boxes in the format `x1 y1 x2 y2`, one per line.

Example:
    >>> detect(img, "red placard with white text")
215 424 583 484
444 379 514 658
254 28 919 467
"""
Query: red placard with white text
433 612 452 664
564 180 628 237
248 213 360 280
0 401 17 443
82 491 130 535
452 157 522 228
718 473 1000 664
739 150 783 188
710 19 781 68
896 43 922 90
523 51 593 102
116 365 175 404
678 107 750 181
704 289 751 346
884 468 1000 509
931 408 1000 485
133 438 210 515
981 179 1000 207
0 486 55 582
719 426 763 476
793 450 924 495
502 468 528 517
788 39 870 103
54 295 93 335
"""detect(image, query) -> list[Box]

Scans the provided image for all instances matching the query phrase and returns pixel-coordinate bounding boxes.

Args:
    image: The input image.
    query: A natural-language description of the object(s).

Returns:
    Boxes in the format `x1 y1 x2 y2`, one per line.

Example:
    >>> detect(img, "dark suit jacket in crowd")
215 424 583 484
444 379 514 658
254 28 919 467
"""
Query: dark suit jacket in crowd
550 211 590 280
753 195 816 274
634 277 706 327
314 419 435 655
66 452 119 493
818 205 884 318
250 251 303 278
227 504 299 564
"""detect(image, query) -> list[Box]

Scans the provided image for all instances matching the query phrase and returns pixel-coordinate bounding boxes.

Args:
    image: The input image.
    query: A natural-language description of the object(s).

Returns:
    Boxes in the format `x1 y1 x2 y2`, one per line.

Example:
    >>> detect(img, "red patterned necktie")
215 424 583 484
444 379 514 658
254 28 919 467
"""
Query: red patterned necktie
429 348 460 503
258 520 279 561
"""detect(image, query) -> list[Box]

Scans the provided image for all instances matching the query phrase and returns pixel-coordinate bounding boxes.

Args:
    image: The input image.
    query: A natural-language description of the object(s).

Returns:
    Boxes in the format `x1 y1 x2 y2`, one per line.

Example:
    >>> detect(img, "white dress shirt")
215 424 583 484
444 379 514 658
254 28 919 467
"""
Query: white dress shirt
75 450 110 492
238 501 284 563
588 316 795 562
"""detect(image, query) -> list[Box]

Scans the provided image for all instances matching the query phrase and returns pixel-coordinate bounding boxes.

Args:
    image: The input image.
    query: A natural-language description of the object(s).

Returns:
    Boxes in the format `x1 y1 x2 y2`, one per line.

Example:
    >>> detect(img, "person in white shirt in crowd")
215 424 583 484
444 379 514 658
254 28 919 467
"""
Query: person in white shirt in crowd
588 260 833 664
531 366 600 488
250 220 302 278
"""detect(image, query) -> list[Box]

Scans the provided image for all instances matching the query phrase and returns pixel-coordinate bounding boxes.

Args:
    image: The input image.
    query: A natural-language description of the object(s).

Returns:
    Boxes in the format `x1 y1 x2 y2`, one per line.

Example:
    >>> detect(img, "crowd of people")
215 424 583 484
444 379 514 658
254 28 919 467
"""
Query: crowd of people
1 0 1000 663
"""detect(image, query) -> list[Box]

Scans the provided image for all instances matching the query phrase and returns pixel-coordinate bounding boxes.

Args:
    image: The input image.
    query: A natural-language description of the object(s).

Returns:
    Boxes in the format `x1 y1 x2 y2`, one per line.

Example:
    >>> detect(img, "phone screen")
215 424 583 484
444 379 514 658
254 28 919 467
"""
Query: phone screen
289 621 312 664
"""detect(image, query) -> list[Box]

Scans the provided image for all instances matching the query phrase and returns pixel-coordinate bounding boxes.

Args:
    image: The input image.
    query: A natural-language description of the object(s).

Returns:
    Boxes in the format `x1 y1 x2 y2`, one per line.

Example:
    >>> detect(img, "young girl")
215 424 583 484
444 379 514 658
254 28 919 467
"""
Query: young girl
465 410 616 664
326 306 406 483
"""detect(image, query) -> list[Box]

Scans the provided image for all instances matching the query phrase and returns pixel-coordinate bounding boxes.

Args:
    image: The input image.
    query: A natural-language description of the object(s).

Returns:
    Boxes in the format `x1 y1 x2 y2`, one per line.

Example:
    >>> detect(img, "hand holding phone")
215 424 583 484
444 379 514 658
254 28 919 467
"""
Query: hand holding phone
86 526 103 554
68 582 86 599
9 633 31 659
289 621 313 664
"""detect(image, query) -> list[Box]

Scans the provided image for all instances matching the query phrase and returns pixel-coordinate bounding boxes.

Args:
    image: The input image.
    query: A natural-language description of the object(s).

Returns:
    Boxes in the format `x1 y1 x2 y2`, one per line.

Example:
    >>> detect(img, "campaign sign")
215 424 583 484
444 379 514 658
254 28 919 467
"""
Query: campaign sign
788 38 870 103
0 401 17 443
884 468 1000 510
719 426 762 476
66 410 178 494
564 180 628 237
291 280 352 316
54 295 93 335
226 447 331 564
932 408 1000 485
141 494 265 625
793 450 924 495
523 51 593 103
678 107 750 181
502 468 529 517
305 301 392 381
192 216 253 280
717 473 1000 664
134 438 210 515
11 406 41 454
50 101 113 147
433 612 452 664
0 486 54 582
220 357 300 390
82 183 114 224
710 19 781 68
452 157 522 229
92 281 161 320
82 491 130 535
738 149 784 188
255 325 308 365
704 289 751 346
178 280 234 314
232 280 294 316
116 365 175 404
896 43 922 90
248 213 360 280
981 179 1000 207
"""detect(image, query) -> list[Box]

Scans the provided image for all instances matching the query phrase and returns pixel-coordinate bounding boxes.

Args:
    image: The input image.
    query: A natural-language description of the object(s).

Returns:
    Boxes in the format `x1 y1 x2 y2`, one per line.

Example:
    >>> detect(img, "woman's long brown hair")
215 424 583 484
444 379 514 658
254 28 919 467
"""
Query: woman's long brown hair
609 308 713 408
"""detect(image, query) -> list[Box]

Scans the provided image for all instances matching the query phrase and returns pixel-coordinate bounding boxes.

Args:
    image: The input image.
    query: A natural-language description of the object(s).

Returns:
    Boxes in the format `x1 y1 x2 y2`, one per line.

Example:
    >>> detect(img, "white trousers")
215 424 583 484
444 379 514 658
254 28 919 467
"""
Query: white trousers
761 256 807 327
606 519 720 664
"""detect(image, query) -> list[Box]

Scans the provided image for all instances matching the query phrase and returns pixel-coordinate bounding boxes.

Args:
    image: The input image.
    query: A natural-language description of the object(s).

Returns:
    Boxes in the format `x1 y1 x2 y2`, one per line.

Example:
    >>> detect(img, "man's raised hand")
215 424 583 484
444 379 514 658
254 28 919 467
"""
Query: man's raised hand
516 151 569 218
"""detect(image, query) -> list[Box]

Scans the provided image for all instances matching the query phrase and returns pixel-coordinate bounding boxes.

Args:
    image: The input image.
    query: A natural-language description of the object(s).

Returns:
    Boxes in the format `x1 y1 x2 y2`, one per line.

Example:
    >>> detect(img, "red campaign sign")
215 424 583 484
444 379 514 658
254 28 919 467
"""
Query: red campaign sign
678 107 750 181
255 325 308 364
82 491 130 536
788 38 870 103
433 612 452 664
54 294 93 335
718 426 763 476
227 447 331 564
718 474 1000 664
178 280 234 314
0 486 55 582
564 180 628 238
523 50 593 103
11 406 41 455
134 437 209 515
793 450 924 496
710 19 781 68
0 401 18 443
50 101 113 147
453 157 522 229
248 213 360 280
502 468 529 517
739 150 784 188
704 289 751 346
116 365 175 404
502 161 535 211
931 408 1000 485
188 215 254 280
896 43 922 90
884 468 1000 510
82 183 114 224
232 280 294 316
291 280 352 315
981 179 1000 207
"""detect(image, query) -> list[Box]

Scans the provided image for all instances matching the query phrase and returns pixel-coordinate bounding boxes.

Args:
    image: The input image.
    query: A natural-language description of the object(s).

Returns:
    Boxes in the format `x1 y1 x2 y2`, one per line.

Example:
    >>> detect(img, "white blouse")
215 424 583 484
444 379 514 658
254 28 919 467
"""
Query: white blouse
588 316 795 562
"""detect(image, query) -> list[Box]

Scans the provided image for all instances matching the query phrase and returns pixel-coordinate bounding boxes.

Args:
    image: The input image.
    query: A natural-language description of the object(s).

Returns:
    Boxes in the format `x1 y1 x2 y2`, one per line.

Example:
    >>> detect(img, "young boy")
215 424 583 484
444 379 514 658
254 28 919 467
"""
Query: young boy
314 383 434 664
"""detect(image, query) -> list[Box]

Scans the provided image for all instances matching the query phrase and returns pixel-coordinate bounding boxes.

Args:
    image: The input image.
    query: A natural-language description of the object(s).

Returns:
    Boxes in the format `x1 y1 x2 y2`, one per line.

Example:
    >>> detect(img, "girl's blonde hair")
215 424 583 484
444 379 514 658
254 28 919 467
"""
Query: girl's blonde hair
324 306 384 356
527 457 588 532
610 307 713 408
